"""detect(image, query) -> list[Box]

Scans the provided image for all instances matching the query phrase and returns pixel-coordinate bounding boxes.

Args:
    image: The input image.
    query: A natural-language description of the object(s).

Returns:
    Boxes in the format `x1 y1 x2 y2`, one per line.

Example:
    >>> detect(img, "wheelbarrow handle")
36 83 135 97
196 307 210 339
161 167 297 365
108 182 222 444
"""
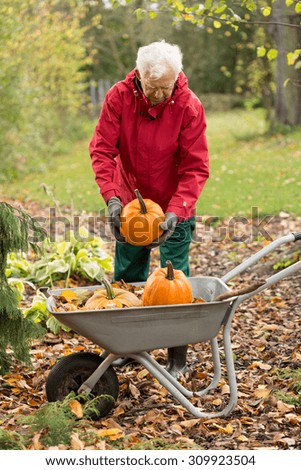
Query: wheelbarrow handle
221 232 299 283
293 231 301 241
232 259 301 306
39 286 51 298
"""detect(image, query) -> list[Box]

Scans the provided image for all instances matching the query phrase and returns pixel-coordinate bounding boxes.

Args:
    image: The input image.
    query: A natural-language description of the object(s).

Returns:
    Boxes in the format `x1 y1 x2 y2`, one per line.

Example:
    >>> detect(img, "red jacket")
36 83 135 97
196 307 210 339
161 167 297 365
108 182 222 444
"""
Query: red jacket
89 70 209 220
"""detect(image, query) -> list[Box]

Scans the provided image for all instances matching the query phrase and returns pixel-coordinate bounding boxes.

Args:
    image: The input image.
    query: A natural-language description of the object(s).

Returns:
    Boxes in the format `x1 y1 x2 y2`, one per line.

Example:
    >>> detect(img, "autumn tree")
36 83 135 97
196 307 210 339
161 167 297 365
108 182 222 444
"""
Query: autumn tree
271 0 301 124
0 0 89 180
116 0 301 125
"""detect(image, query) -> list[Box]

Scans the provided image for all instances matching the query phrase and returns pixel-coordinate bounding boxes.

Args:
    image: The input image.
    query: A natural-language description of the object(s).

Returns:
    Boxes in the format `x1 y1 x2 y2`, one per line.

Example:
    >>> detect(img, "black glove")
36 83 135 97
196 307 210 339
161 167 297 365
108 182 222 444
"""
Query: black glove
147 212 178 249
107 197 125 242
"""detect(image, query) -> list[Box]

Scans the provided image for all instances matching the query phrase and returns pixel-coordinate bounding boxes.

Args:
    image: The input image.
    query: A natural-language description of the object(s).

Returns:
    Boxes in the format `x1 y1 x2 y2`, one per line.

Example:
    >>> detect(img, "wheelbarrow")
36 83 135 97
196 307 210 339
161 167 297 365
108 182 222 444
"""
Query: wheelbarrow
45 232 301 419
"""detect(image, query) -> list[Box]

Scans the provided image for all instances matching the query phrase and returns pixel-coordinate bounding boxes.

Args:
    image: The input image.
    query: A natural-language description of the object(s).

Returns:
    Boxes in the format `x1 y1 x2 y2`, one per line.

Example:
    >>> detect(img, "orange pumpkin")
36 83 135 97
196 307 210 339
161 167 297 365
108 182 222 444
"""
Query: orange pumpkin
84 278 142 310
120 189 165 246
142 260 193 306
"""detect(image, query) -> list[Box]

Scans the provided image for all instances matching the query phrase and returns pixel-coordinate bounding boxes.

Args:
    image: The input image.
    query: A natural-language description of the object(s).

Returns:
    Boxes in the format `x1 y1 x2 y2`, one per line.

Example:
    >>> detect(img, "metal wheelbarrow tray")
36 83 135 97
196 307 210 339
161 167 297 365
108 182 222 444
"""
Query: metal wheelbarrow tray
46 232 301 419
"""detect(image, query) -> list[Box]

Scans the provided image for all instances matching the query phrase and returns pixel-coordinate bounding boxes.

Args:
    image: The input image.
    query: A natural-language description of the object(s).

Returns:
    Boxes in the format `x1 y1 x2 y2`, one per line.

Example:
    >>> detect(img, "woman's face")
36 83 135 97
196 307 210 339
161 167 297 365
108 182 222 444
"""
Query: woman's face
137 68 176 106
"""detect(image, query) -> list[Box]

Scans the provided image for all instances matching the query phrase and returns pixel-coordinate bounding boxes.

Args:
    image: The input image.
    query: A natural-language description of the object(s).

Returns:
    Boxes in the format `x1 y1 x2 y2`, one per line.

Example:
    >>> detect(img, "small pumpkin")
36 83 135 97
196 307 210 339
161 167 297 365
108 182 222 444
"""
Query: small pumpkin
142 260 193 306
120 189 165 246
84 278 142 310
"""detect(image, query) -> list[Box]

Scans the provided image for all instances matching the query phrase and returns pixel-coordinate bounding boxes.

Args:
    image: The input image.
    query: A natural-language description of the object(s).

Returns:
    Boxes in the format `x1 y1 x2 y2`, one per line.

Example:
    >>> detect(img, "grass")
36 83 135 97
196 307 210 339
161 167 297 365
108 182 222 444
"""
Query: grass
274 368 301 406
202 109 301 218
1 108 301 218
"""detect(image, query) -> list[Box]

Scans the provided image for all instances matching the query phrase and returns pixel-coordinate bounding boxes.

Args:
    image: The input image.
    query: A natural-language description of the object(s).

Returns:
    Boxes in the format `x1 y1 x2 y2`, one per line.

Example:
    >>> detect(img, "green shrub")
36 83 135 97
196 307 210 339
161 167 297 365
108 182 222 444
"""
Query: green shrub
0 429 25 450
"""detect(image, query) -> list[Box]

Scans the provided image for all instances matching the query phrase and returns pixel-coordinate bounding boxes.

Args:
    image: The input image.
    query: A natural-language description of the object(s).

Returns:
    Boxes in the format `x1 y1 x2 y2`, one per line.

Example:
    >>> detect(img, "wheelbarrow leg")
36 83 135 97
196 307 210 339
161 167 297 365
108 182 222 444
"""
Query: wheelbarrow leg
101 346 189 376
130 349 237 418
135 338 222 398
100 350 136 367
164 339 222 395
221 316 238 414
194 337 222 397
77 353 120 394
165 345 188 378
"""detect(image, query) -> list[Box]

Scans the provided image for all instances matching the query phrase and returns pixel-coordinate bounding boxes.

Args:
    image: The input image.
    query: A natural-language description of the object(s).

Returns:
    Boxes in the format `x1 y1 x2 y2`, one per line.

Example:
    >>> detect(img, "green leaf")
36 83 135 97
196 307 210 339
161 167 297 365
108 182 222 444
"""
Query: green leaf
215 5 227 14
32 267 49 283
295 2 301 13
204 0 213 10
46 316 70 334
92 247 111 260
295 60 301 70
47 259 69 276
77 257 101 280
112 0 121 8
23 301 48 323
283 79 290 88
6 252 32 277
55 241 71 256
134 8 147 20
75 248 89 260
8 278 25 302
98 259 112 272
262 6 271 16
213 20 222 28
267 49 278 61
257 46 266 57
246 1 256 12
287 51 299 65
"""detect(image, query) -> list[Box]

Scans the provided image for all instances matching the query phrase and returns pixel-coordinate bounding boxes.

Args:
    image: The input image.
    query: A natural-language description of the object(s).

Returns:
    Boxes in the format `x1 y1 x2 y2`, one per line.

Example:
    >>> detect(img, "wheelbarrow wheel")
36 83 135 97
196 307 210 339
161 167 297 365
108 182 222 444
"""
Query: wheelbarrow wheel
46 352 119 419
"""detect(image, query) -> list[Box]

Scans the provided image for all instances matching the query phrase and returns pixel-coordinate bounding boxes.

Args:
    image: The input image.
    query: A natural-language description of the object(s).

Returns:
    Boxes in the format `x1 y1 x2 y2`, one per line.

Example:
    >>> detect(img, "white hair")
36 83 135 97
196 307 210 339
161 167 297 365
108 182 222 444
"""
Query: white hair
136 40 183 80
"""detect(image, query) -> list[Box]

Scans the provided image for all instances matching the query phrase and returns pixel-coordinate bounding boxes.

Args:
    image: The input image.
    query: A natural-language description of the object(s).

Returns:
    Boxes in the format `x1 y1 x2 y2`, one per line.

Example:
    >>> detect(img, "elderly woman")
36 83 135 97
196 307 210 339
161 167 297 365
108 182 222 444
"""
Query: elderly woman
89 40 209 377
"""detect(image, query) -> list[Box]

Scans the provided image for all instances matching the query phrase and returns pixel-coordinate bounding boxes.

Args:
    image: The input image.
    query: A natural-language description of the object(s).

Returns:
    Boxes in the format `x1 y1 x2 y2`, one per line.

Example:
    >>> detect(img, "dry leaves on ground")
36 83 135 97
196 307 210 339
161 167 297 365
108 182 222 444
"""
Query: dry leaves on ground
0 200 300 450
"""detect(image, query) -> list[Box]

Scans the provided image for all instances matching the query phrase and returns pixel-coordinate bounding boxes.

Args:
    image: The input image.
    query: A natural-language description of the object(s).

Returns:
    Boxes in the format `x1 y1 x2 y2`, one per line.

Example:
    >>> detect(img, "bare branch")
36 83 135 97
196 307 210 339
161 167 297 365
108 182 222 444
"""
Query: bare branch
236 20 301 29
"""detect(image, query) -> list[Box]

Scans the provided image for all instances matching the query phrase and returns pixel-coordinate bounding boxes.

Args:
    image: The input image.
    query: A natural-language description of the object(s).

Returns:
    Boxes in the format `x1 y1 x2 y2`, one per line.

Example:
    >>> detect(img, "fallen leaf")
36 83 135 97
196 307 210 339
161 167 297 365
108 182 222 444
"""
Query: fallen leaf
170 424 183 435
101 418 124 430
279 437 295 447
277 400 295 413
212 398 223 406
96 441 107 450
32 433 43 450
129 382 140 399
27 398 42 407
69 399 83 418
97 428 125 440
70 432 84 450
181 418 200 429
137 369 149 380
248 361 272 370
113 405 125 416
285 413 301 424
253 387 271 399
214 423 234 434
126 434 142 445
221 384 230 394
60 290 79 302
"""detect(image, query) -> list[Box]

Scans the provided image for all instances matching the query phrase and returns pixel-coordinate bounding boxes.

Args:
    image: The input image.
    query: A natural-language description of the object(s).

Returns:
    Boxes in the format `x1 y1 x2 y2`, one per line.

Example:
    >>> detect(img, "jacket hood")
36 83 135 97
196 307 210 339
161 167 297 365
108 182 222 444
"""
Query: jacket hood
123 69 189 119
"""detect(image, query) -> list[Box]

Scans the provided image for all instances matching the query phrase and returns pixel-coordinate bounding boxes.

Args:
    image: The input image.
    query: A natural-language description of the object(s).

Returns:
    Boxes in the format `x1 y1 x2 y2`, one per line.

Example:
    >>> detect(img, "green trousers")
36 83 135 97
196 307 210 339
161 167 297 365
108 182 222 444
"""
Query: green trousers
114 217 195 282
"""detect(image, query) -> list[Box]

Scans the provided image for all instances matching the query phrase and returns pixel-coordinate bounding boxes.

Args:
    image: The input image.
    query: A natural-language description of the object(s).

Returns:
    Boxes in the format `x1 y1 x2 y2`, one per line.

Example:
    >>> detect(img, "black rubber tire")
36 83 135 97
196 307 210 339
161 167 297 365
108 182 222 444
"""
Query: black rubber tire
46 352 119 419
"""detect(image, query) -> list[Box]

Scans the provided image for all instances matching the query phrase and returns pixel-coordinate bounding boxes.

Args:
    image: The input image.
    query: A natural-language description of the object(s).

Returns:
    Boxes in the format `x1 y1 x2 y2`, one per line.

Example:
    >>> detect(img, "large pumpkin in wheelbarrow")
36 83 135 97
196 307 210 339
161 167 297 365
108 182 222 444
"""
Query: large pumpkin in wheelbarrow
142 260 193 306
120 189 165 246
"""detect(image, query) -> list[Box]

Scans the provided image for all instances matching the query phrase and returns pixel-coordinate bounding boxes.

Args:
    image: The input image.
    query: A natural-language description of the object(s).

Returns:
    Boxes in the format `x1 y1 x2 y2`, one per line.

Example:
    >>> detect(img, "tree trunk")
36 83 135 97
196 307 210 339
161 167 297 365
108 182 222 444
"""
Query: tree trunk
272 0 301 125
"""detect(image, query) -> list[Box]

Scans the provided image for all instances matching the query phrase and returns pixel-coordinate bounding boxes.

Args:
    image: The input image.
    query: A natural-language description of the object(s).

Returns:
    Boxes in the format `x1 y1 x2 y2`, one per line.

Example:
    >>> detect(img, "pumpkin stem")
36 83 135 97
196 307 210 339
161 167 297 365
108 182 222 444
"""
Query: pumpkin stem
101 277 115 300
165 260 174 280
134 189 147 214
